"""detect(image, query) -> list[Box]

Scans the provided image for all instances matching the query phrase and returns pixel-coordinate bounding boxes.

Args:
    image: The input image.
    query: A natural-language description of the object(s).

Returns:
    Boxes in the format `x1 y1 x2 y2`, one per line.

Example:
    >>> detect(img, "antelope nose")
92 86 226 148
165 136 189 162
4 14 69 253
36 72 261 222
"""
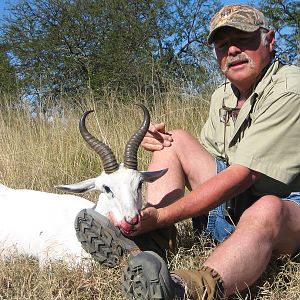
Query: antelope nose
118 214 140 235
125 214 140 226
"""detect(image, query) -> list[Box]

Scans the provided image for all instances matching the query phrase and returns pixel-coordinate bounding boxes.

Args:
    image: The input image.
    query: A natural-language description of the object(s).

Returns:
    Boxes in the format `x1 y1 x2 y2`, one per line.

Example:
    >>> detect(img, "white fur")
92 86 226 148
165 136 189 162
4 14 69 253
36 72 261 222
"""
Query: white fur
0 185 94 267
0 164 166 267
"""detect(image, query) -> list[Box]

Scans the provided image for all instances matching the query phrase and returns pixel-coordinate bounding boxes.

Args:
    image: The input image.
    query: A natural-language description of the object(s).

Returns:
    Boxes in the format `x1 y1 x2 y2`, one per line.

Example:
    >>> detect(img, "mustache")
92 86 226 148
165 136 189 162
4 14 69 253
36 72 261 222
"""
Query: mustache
221 54 254 74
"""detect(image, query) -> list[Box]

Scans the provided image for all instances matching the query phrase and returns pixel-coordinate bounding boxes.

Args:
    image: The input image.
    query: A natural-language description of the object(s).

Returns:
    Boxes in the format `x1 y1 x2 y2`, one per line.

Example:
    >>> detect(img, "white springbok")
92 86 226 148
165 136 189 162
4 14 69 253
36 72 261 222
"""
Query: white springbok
0 104 167 268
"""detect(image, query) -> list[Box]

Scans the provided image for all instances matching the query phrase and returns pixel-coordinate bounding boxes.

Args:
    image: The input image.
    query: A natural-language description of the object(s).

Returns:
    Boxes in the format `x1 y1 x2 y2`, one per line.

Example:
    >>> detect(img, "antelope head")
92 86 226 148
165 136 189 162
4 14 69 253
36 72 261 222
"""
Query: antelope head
56 104 167 234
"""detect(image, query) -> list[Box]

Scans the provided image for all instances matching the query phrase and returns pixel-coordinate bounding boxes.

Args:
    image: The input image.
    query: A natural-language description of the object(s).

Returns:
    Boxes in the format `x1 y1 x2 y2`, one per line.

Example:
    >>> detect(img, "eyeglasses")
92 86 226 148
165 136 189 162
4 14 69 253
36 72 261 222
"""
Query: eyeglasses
219 105 240 124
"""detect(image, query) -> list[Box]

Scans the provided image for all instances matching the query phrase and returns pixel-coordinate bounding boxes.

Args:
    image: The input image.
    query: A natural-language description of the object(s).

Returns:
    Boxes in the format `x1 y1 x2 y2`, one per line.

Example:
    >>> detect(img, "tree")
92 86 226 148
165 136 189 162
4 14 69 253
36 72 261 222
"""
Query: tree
0 44 18 96
150 0 222 92
259 0 299 65
0 0 221 103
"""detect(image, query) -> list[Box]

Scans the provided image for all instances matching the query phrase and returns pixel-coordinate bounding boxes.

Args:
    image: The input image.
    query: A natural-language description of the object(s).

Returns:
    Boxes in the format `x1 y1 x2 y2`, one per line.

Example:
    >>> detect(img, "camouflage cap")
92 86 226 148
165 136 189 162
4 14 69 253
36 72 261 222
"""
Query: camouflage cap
208 5 268 44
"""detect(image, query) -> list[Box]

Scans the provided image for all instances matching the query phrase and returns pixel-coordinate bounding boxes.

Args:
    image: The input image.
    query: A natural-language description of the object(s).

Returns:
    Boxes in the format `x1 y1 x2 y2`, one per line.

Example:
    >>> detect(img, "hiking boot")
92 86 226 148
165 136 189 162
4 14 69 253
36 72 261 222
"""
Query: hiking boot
75 208 177 267
75 208 139 267
173 268 224 300
121 251 176 299
121 251 224 300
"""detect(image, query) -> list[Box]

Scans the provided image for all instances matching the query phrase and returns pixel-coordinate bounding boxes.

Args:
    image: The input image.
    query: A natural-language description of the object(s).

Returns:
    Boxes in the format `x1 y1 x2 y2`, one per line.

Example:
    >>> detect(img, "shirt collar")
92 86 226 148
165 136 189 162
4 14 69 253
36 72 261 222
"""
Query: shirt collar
223 59 281 107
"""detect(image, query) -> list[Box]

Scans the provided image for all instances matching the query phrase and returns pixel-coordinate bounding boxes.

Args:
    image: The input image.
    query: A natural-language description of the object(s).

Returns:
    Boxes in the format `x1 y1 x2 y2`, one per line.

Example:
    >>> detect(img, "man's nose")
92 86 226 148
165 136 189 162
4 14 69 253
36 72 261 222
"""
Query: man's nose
228 44 242 56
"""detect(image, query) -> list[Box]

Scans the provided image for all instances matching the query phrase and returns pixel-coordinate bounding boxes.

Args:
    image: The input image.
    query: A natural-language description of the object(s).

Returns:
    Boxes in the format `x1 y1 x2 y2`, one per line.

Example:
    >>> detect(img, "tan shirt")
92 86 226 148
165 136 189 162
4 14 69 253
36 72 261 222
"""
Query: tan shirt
200 61 300 197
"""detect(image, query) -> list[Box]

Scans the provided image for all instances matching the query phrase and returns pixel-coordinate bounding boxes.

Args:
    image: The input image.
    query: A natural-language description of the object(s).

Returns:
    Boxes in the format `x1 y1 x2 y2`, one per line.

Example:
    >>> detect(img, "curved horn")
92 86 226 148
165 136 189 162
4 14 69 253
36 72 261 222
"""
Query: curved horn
124 103 150 170
79 110 119 174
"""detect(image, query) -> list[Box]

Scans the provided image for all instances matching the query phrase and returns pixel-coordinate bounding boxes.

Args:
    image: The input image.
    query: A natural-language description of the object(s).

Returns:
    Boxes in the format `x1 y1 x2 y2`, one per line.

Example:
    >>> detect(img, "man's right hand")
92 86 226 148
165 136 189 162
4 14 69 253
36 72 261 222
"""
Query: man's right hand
141 122 173 151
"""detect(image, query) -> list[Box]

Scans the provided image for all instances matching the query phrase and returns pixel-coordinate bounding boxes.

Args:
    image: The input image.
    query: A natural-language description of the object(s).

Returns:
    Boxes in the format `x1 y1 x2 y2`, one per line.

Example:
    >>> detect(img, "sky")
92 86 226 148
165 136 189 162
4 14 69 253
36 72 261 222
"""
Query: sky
0 0 18 21
0 0 15 18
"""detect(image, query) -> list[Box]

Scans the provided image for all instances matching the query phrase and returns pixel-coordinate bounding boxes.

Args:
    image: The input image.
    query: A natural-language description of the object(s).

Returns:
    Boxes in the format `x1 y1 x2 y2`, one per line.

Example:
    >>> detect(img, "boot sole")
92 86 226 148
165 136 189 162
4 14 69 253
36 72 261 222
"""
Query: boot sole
74 208 140 267
121 251 175 300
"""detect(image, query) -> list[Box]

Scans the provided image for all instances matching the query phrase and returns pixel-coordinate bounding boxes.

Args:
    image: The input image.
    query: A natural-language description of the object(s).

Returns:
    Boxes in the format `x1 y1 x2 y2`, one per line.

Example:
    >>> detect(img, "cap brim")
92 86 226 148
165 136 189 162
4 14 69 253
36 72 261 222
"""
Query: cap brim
207 23 260 44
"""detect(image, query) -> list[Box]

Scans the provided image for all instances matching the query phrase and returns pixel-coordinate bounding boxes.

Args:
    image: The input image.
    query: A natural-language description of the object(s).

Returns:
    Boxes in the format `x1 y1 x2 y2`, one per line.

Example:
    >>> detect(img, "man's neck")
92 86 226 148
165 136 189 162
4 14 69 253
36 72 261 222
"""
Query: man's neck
231 61 273 103
232 85 252 104
238 88 254 101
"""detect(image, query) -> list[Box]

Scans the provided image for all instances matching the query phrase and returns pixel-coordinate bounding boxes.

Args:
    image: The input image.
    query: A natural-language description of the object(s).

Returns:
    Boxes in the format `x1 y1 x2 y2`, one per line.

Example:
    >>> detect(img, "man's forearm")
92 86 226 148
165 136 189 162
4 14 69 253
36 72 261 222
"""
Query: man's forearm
158 164 261 227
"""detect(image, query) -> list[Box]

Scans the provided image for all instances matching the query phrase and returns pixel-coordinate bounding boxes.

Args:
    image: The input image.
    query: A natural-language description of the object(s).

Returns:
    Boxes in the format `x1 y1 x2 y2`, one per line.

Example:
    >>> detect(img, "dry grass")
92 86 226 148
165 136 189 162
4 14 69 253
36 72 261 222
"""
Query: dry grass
0 91 299 299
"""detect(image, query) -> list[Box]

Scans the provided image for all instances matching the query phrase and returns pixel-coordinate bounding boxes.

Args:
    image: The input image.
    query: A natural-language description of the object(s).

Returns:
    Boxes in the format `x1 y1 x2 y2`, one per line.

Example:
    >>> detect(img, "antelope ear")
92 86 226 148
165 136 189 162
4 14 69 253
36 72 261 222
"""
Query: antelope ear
55 178 96 193
140 168 168 183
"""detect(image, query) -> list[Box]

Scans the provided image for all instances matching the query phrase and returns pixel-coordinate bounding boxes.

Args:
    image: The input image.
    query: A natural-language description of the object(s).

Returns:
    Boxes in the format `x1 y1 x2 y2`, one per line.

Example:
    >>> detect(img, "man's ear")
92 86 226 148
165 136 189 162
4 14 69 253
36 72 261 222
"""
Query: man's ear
267 30 275 52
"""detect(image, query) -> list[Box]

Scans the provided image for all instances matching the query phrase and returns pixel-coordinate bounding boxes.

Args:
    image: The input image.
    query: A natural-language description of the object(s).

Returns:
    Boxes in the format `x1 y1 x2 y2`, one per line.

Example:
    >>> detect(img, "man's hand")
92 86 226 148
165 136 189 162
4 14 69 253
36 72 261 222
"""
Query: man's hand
107 207 164 236
123 206 162 237
141 122 173 151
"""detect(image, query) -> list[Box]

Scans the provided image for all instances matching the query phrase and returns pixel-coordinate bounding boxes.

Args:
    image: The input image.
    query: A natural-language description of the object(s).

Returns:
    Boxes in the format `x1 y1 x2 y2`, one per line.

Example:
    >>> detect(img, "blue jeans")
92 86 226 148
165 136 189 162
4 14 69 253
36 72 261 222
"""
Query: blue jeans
193 159 300 242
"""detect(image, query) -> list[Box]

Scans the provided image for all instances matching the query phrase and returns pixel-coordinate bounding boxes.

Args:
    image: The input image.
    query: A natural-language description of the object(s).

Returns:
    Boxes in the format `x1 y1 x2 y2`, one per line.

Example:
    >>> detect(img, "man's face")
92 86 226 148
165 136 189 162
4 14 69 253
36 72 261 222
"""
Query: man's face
213 27 275 91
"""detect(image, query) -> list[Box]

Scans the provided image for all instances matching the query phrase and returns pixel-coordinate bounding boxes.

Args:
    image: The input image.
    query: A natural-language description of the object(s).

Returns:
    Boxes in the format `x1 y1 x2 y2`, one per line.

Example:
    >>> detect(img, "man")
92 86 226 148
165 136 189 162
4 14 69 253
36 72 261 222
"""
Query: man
76 5 300 299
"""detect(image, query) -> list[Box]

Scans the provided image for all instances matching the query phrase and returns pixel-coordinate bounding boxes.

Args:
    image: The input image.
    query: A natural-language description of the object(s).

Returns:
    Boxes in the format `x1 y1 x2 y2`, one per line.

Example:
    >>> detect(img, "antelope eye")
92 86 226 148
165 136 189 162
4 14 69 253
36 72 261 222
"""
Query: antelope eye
103 185 111 193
